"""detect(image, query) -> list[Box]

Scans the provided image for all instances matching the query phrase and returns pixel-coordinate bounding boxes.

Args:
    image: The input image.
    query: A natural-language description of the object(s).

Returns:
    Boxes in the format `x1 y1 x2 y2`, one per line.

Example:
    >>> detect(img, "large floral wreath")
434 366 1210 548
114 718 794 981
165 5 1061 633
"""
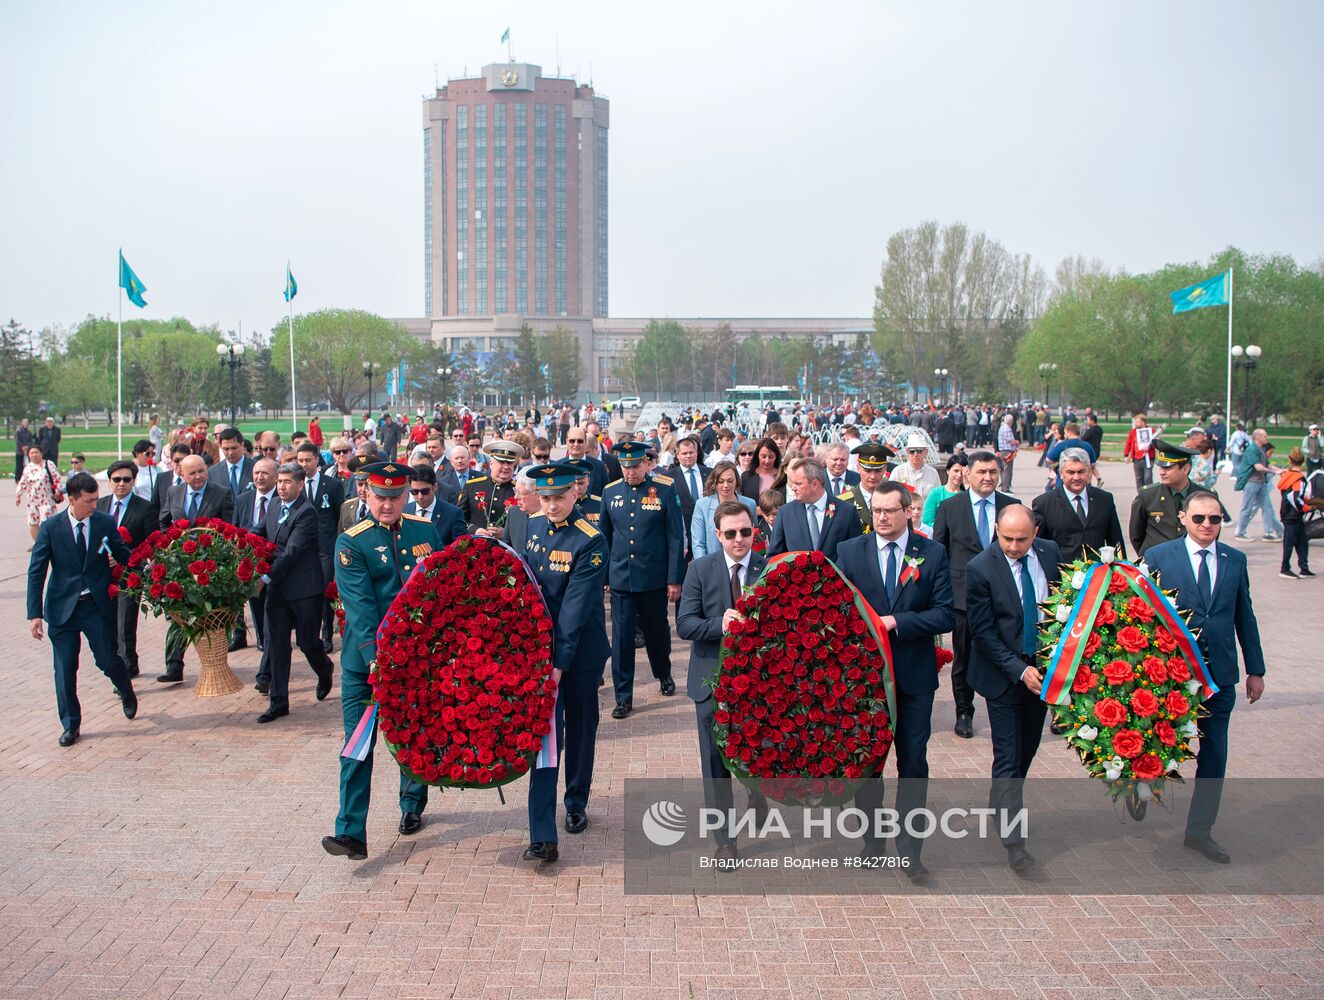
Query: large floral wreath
370 535 556 789
712 550 895 805
1039 554 1217 811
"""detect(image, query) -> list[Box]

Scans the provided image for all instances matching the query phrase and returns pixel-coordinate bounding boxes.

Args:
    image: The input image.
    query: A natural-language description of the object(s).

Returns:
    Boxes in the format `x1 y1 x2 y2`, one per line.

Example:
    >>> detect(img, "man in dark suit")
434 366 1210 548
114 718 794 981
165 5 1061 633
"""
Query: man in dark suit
1031 446 1126 570
671 437 705 557
565 429 609 497
434 444 470 506
153 442 191 512
823 442 862 498
584 420 621 482
37 416 61 463
97 461 155 678
158 454 236 683
295 441 344 652
836 482 954 877
256 464 336 723
933 450 1020 739
677 499 769 860
767 456 863 561
27 472 138 746
402 464 467 548
241 458 278 691
208 426 257 649
1145 492 1265 864
964 505 1061 873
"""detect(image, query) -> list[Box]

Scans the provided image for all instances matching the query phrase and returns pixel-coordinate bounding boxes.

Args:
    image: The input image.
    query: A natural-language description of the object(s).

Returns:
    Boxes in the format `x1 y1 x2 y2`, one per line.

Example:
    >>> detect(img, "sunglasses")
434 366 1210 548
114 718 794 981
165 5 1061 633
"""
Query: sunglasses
410 487 433 495
260 446 278 453
110 476 134 484
533 454 550 461
1189 513 1224 525
720 527 754 540
907 449 924 454
333 449 350 455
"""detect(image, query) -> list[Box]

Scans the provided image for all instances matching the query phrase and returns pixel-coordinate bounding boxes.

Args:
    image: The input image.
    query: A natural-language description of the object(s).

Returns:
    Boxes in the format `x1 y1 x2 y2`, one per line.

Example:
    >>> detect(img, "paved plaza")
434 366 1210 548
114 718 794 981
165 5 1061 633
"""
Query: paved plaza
0 453 1320 1000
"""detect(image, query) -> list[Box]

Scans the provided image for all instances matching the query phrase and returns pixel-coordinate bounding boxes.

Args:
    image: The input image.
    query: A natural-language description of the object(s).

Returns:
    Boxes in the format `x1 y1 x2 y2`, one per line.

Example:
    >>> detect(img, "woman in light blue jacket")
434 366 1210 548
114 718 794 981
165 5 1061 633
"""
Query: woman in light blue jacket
691 461 758 558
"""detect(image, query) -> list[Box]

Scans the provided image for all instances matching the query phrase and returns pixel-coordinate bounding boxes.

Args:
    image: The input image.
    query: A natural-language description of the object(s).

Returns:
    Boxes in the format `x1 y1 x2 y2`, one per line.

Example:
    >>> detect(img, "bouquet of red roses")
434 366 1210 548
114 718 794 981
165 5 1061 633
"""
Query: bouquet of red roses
1039 554 1217 816
371 535 556 789
712 550 896 805
116 516 275 642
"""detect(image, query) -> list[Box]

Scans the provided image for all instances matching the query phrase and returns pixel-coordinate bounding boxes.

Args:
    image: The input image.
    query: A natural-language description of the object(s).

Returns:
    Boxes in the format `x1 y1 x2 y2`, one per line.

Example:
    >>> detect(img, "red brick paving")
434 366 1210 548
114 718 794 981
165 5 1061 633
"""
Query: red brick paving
0 455 1320 999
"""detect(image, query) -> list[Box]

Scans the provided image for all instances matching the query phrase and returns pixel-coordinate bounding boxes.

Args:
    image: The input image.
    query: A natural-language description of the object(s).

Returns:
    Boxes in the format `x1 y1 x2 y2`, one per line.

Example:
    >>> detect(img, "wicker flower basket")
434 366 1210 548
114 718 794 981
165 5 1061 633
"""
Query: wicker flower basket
170 608 243 697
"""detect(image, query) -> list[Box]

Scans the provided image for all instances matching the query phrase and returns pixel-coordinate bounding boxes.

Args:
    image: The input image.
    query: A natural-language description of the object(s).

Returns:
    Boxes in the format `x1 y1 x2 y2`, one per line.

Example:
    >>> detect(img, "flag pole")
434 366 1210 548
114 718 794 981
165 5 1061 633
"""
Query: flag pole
117 281 124 457
1224 267 1234 429
287 264 298 435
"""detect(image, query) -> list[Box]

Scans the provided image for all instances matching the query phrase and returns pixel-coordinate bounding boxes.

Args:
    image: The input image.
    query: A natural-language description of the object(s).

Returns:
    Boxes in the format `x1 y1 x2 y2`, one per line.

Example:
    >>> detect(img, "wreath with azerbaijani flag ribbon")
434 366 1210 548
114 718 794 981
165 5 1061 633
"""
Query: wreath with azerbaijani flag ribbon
1039 553 1218 815
711 550 896 806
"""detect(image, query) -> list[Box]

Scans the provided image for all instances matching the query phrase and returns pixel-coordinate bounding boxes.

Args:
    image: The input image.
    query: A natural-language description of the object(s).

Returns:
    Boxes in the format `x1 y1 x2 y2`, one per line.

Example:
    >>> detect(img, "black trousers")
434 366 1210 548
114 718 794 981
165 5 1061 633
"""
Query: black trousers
1187 686 1235 839
950 611 975 719
696 696 767 844
1282 520 1310 572
984 682 1047 847
854 687 935 860
265 592 333 712
49 598 132 732
610 588 671 705
251 590 271 686
116 592 141 672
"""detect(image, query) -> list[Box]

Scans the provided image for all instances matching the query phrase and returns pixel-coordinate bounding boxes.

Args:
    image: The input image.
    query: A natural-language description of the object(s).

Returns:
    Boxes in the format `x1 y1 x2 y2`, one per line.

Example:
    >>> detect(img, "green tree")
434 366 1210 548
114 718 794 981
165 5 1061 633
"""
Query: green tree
0 319 47 433
124 327 225 422
538 326 583 402
271 309 420 414
625 319 689 396
452 343 483 403
512 323 543 404
45 355 103 427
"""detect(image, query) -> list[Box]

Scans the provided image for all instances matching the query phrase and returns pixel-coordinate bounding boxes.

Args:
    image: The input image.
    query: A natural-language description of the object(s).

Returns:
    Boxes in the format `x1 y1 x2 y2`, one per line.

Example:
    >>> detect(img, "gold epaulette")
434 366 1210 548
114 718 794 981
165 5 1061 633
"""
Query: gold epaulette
530 511 546 519
651 473 674 485
575 518 599 537
344 519 373 537
589 494 602 501
605 478 623 488
401 513 429 523
838 491 855 501
467 475 490 485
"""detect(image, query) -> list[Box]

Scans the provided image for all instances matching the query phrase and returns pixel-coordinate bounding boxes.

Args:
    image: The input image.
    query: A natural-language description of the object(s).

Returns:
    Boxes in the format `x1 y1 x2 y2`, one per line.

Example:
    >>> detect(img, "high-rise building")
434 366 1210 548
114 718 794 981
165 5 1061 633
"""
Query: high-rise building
422 63 609 324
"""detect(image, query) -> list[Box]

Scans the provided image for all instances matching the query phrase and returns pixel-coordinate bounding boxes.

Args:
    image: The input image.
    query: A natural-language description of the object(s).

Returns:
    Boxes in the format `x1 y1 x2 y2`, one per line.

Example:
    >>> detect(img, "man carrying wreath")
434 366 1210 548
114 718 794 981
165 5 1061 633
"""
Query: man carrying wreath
521 462 610 863
323 462 441 861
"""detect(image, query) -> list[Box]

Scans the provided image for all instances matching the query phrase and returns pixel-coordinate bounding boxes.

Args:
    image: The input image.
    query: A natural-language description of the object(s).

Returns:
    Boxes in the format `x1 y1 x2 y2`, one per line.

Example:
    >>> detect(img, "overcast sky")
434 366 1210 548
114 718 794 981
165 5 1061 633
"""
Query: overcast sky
4 0 1321 341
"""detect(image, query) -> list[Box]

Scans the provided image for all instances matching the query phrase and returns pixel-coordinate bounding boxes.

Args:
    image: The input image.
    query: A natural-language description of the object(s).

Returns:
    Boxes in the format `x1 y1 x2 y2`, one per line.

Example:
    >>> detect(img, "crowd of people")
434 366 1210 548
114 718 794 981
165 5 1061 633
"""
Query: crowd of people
19 395 1322 872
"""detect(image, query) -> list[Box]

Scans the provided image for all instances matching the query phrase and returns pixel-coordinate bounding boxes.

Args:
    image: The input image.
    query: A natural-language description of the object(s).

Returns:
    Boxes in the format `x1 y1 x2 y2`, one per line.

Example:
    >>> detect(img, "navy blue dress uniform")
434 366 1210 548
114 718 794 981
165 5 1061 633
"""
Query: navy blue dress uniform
323 463 442 861
564 459 604 527
522 463 611 862
1146 533 1265 862
1129 440 1227 556
598 442 687 718
835 524 954 869
460 440 523 533
27 501 138 745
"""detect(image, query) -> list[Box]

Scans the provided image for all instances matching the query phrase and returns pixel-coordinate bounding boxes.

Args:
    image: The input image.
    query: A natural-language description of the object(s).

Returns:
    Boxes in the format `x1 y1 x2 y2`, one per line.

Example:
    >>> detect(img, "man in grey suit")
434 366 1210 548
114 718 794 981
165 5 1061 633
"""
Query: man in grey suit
157 455 235 682
677 499 768 861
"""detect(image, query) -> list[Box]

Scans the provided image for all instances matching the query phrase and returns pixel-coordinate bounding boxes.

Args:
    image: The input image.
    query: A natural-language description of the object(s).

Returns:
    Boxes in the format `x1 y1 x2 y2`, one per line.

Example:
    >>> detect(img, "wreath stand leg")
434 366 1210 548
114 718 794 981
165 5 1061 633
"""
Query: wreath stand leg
173 610 244 697
1125 787 1148 822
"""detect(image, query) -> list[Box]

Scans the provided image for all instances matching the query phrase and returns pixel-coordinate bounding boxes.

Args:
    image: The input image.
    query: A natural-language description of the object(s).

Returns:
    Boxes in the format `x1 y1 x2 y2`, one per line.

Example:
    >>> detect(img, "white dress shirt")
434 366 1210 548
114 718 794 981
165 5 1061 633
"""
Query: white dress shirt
889 462 941 499
723 551 752 594
876 528 909 592
806 493 828 537
133 464 157 501
249 489 276 529
1062 483 1088 518
1183 535 1218 594
1004 546 1048 619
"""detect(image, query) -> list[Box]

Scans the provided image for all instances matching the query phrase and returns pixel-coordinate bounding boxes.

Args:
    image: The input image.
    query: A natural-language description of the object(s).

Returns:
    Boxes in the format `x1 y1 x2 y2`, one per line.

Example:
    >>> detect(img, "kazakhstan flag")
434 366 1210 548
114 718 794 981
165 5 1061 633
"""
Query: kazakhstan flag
284 263 298 302
1170 271 1229 314
118 250 147 308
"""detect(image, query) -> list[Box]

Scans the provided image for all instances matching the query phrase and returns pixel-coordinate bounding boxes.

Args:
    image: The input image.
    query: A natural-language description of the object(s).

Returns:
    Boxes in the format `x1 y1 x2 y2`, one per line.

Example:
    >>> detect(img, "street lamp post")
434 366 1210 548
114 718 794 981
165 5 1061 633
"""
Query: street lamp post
1038 362 1058 412
216 342 246 428
933 367 950 405
1230 344 1262 426
436 365 453 405
363 361 382 414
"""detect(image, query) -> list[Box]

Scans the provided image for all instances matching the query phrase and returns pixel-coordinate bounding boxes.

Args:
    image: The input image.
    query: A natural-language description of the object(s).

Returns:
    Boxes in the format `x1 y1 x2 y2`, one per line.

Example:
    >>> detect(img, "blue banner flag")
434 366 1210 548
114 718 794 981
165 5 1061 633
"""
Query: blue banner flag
118 250 147 308
1170 271 1229 314
501 27 510 43
284 263 298 302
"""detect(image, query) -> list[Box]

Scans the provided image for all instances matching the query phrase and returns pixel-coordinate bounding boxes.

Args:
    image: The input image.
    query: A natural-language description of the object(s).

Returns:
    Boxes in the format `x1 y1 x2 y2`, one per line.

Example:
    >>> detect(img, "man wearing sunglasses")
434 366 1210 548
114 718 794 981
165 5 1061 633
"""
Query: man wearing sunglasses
402 465 466 547
1145 490 1265 864
98 460 156 678
888 434 941 499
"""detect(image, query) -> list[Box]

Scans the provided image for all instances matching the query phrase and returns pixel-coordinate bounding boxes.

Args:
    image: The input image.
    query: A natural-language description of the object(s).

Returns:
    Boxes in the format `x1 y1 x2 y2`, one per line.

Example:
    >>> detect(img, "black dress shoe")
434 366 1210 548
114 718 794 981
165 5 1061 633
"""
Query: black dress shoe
58 728 79 748
322 834 367 860
954 714 974 739
1183 835 1231 864
323 639 334 654
156 669 183 684
256 707 289 724
120 689 138 720
713 842 739 868
565 810 588 834
522 842 559 863
128 664 140 678
611 702 632 719
1007 845 1036 872
905 858 931 881
256 641 264 652
399 812 423 835
254 682 269 695
660 676 676 696
228 634 248 653
316 672 333 701
633 629 646 649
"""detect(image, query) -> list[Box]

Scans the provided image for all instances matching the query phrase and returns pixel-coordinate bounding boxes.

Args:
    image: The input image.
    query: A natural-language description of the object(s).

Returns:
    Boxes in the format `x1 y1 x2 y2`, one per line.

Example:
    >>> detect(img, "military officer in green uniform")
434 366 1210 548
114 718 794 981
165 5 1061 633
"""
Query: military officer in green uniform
322 462 443 861
1129 439 1223 556
838 442 895 534
461 440 523 539
521 462 610 863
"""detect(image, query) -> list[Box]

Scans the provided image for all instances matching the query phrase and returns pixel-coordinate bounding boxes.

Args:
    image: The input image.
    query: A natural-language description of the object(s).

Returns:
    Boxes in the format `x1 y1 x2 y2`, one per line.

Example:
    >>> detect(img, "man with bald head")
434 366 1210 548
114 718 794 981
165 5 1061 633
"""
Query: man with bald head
158 454 236 683
964 504 1061 874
